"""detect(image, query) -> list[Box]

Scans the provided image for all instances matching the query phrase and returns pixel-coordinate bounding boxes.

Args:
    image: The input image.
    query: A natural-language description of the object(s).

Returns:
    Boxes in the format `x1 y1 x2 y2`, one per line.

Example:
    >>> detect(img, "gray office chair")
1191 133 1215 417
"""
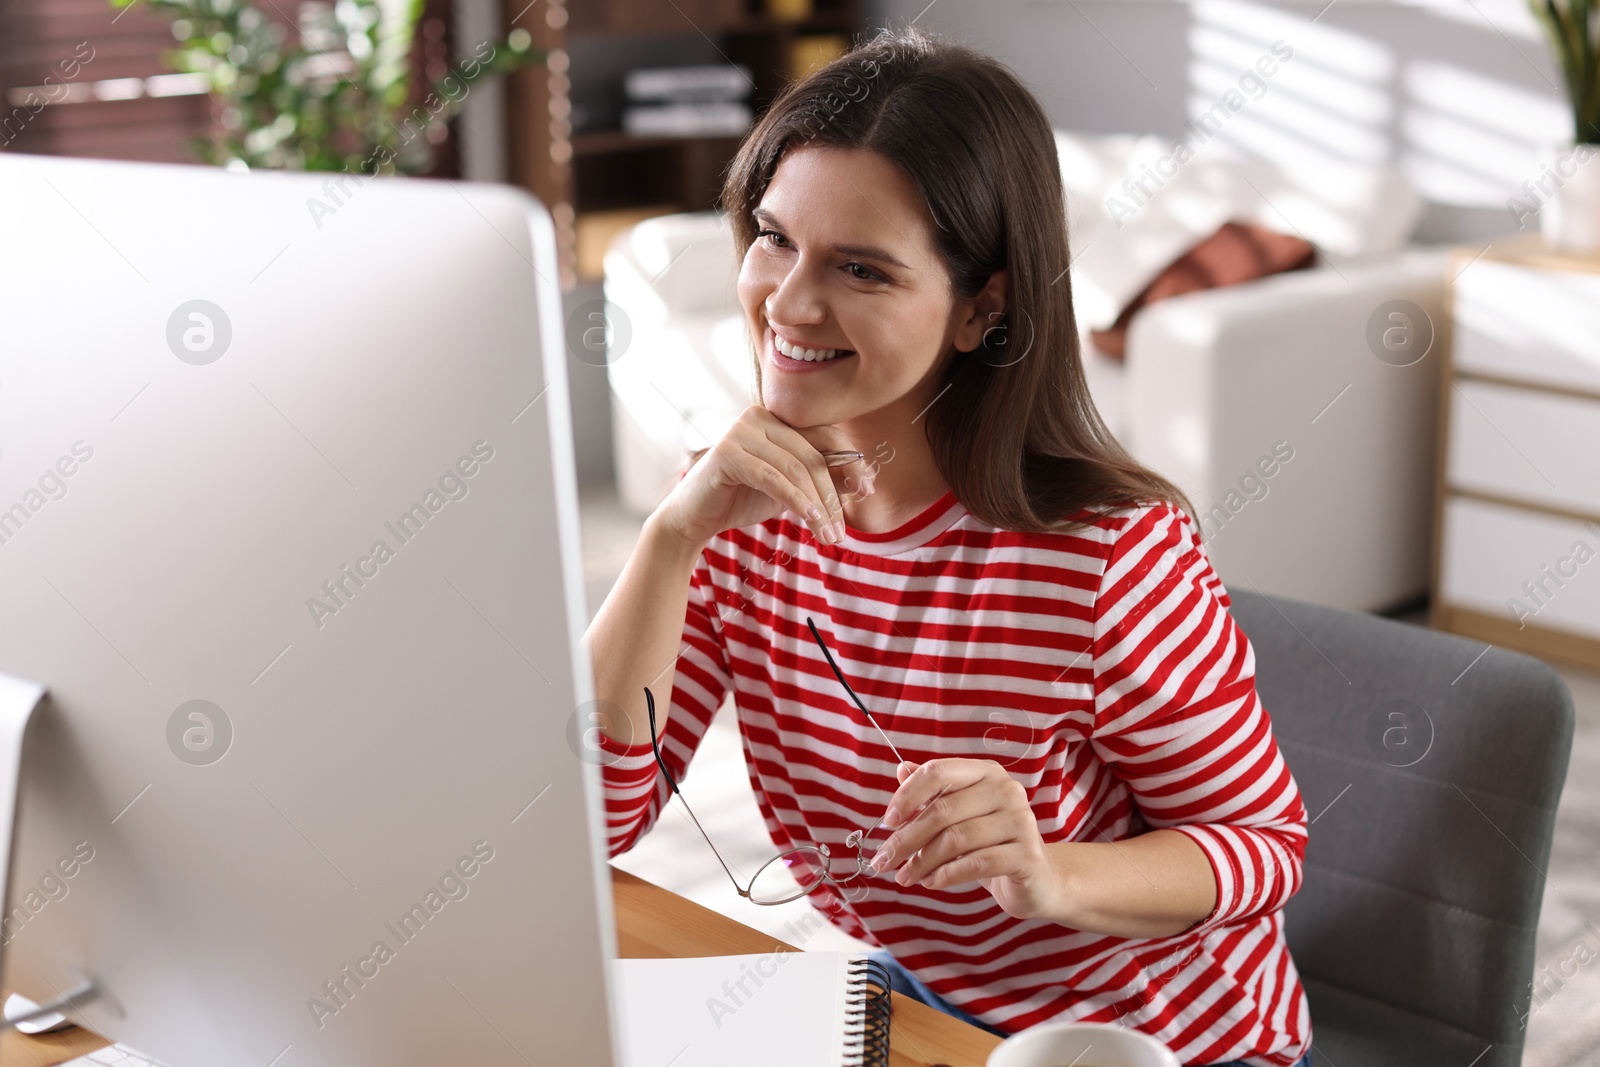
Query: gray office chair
1229 590 1574 1067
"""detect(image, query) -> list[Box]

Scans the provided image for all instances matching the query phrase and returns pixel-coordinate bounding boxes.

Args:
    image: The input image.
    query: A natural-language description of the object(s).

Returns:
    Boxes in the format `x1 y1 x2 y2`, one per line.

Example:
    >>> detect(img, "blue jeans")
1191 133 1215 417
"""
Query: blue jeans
867 951 1313 1067
867 950 1008 1037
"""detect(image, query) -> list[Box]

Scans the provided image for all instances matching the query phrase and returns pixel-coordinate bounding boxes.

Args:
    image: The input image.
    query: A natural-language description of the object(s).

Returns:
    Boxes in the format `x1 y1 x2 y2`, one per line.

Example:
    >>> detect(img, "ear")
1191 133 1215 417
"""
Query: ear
951 269 1010 354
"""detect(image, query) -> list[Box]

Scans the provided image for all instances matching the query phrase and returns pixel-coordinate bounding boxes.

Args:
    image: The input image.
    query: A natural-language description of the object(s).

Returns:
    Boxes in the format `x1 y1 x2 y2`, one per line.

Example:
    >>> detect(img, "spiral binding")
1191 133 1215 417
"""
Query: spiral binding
842 957 893 1067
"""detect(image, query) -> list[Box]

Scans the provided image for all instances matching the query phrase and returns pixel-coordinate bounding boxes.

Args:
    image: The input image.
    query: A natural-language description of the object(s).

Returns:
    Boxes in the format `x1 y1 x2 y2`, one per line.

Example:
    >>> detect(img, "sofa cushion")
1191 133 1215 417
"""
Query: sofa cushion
1054 129 1421 332
1089 220 1316 359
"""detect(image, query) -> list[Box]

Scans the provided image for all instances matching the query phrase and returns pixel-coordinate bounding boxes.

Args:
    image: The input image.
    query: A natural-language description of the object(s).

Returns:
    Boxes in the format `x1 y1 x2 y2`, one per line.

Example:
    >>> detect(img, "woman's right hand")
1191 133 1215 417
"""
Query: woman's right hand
651 405 847 552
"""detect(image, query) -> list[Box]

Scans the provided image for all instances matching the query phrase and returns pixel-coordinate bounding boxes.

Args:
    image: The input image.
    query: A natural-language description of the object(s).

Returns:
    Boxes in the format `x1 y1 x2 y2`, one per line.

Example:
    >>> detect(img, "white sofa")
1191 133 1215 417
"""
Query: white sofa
602 132 1450 614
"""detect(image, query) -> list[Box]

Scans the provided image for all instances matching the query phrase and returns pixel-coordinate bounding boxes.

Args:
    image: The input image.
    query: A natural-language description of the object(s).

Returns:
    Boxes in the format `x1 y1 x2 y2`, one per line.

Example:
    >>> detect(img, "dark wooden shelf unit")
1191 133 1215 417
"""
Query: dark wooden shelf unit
504 0 864 287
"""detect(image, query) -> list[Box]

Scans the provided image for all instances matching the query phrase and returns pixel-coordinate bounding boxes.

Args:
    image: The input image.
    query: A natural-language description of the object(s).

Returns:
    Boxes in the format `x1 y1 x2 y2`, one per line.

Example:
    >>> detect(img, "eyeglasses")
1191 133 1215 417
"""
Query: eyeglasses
643 615 947 906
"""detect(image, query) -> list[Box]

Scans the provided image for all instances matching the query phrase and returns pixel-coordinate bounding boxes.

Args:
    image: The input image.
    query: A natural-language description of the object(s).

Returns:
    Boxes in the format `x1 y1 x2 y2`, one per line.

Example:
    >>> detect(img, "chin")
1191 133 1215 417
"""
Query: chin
761 391 829 427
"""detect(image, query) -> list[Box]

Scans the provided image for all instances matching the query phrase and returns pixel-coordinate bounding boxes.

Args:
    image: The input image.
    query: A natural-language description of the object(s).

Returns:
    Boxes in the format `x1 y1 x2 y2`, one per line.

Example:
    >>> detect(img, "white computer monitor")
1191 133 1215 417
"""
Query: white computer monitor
0 152 621 1066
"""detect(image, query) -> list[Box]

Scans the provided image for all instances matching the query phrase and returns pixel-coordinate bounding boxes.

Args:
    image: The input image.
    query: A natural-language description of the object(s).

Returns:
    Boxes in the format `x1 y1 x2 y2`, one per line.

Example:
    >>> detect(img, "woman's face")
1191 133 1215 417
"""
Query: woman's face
738 144 991 431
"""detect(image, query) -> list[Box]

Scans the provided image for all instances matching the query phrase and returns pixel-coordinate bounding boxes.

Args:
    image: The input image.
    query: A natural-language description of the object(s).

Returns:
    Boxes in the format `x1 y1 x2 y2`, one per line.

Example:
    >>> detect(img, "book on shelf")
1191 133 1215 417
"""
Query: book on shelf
623 101 752 138
625 64 753 103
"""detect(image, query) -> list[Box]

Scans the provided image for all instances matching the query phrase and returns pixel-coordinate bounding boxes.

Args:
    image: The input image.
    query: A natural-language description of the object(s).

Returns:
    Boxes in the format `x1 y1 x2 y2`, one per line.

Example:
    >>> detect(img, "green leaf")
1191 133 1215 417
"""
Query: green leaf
106 0 547 173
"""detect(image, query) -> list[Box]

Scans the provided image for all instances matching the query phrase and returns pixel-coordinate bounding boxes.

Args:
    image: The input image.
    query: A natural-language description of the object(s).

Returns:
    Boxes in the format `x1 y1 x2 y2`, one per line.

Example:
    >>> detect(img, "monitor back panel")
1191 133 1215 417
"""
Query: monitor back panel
0 153 619 1067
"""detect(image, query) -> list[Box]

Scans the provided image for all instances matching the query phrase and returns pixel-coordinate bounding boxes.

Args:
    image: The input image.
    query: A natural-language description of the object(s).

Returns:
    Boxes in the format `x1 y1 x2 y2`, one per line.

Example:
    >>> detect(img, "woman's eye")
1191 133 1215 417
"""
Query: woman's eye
756 228 791 249
845 262 881 282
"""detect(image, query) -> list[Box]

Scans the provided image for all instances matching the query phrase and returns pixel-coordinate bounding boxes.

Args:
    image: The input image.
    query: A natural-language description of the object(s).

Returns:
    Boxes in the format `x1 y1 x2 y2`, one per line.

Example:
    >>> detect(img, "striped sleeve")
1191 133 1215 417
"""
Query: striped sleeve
597 543 734 858
1089 503 1308 935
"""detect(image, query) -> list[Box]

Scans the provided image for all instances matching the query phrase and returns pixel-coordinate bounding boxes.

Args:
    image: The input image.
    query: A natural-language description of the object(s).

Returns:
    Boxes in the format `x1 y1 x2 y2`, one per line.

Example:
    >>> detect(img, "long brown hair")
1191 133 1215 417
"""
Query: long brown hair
712 25 1197 535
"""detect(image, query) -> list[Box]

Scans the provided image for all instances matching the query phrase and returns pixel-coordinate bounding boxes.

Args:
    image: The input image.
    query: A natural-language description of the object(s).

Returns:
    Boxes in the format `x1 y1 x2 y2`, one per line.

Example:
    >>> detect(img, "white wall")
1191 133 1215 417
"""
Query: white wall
453 0 619 486
452 0 509 183
866 0 1572 243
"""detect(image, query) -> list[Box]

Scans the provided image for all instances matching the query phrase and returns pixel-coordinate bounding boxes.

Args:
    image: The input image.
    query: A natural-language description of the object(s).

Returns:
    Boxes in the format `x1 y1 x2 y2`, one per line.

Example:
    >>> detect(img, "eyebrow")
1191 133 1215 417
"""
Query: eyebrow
752 208 912 270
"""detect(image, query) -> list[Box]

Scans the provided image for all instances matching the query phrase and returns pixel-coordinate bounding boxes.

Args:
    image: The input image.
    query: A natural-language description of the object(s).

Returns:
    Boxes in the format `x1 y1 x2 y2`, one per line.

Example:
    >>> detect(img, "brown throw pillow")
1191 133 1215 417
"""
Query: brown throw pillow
1089 220 1316 360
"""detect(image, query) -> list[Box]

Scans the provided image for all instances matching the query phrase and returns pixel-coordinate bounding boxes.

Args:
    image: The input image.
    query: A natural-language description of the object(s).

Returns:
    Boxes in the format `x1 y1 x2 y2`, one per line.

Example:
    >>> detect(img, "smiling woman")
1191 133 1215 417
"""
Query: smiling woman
739 145 997 466
582 25 1312 1067
714 26 1202 538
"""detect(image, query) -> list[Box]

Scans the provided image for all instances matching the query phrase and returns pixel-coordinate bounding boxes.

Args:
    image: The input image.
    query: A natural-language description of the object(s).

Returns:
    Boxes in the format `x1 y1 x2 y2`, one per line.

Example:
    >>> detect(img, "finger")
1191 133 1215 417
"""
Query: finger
914 842 1033 892
759 420 846 532
736 428 838 537
893 811 1019 887
870 782 1000 875
729 447 844 547
884 758 999 828
732 435 844 547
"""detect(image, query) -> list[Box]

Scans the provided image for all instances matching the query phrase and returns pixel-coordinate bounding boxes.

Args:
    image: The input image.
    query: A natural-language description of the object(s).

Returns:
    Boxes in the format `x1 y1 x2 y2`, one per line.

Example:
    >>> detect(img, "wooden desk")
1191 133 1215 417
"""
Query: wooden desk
6 868 1003 1067
1 1021 103 1067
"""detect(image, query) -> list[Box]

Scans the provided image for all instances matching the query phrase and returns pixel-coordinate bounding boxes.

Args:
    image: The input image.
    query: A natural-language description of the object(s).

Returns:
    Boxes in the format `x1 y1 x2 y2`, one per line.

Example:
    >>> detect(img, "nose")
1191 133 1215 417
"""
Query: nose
762 255 827 330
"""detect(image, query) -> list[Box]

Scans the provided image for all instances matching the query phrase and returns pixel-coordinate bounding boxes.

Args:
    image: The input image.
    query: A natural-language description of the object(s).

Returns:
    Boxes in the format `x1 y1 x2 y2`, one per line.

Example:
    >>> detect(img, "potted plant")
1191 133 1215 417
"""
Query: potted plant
1529 0 1600 251
108 0 541 176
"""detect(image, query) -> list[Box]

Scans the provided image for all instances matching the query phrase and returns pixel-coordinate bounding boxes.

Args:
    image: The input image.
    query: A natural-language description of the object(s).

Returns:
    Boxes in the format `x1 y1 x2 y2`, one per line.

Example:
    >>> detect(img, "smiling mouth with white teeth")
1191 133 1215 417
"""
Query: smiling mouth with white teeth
773 332 854 363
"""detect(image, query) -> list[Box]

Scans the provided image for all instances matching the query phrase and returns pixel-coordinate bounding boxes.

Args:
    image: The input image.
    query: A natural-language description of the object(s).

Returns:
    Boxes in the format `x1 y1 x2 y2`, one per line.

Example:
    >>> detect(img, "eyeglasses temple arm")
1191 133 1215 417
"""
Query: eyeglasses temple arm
643 686 679 793
643 687 753 899
805 617 905 765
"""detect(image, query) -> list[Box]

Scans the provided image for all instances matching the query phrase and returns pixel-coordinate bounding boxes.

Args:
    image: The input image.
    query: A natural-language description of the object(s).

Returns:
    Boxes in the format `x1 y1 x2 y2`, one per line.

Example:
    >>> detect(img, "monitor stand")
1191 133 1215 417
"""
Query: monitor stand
0 673 98 1030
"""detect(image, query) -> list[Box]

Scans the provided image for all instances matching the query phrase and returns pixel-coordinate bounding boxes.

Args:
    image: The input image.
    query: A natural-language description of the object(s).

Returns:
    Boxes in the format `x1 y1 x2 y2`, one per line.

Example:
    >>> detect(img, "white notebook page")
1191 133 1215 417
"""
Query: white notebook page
612 952 855 1067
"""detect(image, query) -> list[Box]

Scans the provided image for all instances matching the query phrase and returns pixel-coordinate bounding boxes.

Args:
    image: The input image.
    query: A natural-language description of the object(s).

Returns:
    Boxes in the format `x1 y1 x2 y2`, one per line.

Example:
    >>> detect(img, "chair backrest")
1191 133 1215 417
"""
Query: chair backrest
1228 590 1574 1067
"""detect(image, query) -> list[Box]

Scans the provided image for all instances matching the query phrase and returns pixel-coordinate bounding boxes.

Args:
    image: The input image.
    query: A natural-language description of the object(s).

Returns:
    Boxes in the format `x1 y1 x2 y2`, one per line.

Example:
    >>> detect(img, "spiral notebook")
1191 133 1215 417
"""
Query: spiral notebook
613 952 891 1067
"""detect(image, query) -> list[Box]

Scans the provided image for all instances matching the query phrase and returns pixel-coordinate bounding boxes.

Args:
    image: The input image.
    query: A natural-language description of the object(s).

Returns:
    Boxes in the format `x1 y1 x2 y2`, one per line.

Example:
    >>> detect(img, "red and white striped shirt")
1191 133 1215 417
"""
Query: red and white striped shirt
599 489 1311 1065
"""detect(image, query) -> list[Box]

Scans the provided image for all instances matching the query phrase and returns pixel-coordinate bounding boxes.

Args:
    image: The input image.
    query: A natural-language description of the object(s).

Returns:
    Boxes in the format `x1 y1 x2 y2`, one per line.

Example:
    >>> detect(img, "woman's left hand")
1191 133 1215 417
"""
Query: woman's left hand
870 758 1058 921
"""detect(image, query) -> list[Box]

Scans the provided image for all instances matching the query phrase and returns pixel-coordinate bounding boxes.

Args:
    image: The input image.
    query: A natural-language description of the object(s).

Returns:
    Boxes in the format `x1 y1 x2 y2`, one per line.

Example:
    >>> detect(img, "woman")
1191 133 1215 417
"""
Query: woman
583 25 1311 1067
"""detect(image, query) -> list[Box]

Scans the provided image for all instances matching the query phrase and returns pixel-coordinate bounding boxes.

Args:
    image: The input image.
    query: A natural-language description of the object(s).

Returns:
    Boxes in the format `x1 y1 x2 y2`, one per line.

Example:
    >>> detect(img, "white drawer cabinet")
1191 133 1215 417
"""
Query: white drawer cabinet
1439 497 1600 642
1453 260 1600 394
1446 380 1600 516
1432 242 1600 671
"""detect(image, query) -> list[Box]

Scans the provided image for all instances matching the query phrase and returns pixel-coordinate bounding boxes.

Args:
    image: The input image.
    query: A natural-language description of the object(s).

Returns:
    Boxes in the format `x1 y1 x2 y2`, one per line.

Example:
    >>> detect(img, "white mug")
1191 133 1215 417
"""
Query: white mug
986 1021 1182 1067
